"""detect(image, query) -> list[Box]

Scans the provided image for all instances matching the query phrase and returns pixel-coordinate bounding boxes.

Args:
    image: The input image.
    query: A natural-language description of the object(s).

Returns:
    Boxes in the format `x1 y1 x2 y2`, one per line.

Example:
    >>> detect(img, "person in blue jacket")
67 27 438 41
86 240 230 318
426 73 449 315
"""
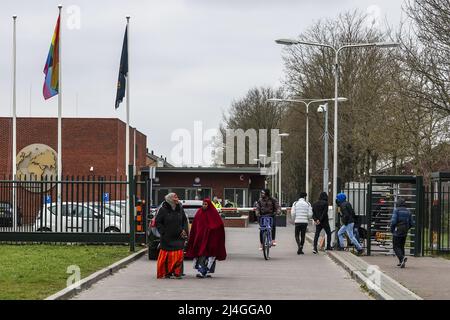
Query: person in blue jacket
390 198 415 268
336 193 364 255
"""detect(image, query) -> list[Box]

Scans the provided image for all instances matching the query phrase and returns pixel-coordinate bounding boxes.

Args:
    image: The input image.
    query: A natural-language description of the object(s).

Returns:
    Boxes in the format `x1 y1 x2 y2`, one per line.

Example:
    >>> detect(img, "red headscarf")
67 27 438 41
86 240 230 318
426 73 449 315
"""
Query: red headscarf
185 199 226 260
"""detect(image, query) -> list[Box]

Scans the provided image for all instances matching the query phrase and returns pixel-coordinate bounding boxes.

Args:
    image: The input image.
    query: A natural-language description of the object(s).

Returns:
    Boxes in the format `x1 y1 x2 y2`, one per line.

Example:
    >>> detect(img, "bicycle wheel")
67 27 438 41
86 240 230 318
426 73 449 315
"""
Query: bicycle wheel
262 231 270 260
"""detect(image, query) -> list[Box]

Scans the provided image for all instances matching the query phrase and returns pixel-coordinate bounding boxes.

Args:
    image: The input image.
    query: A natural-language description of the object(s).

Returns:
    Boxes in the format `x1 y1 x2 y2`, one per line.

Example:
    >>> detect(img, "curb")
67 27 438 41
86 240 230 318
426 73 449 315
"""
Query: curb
45 247 148 300
305 234 422 300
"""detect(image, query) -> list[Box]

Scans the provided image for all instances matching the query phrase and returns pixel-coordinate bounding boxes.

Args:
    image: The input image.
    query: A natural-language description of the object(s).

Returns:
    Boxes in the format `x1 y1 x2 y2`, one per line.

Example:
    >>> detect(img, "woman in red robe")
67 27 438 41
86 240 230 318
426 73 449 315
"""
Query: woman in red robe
185 198 226 278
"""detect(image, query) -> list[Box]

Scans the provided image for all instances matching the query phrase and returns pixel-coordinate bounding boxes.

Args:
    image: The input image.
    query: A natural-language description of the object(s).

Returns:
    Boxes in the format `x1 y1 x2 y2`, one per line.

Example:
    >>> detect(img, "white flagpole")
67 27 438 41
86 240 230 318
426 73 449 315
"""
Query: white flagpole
126 16 130 176
126 16 131 220
12 15 17 230
57 5 63 215
133 129 136 168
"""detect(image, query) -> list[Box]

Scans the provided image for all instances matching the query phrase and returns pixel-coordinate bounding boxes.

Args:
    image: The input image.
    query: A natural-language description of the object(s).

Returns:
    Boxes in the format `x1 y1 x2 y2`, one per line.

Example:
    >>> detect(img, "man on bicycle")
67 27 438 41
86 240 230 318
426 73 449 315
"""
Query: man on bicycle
255 189 281 249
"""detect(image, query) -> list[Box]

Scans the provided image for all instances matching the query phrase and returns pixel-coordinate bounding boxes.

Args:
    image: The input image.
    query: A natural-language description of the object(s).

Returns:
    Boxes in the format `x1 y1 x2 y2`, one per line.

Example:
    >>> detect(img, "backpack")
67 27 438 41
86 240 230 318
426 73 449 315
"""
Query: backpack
395 220 409 237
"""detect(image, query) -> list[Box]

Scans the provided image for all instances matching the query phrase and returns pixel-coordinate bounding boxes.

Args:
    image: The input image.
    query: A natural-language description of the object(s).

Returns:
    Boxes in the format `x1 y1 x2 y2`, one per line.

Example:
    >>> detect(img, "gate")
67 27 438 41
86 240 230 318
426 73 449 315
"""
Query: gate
367 175 423 256
0 165 149 251
424 172 450 255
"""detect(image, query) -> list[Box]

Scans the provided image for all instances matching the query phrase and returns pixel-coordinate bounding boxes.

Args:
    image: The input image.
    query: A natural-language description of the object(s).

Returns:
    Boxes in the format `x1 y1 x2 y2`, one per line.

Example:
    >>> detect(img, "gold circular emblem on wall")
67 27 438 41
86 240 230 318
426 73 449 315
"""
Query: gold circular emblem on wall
16 144 58 192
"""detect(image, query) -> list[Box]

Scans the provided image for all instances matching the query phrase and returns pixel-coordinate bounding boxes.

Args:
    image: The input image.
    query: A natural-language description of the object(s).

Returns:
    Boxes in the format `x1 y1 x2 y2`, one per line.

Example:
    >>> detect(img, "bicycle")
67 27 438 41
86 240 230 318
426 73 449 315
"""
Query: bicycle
259 215 273 260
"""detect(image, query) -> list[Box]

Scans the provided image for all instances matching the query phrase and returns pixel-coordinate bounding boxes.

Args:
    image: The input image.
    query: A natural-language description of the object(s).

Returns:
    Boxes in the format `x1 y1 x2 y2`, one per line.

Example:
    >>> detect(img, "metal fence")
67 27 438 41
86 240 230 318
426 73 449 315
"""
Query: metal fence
0 170 147 244
423 183 450 255
340 178 450 256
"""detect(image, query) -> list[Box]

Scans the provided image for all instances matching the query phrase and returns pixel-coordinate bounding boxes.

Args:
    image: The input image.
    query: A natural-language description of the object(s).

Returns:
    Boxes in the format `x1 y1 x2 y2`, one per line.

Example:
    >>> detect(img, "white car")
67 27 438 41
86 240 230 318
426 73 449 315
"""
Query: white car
179 200 204 221
34 202 125 233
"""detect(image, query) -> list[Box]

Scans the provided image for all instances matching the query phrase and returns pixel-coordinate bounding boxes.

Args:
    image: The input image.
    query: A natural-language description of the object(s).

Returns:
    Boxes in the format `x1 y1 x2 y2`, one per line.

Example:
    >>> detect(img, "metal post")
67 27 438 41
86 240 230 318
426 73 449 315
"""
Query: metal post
12 15 17 231
367 177 373 256
128 165 135 252
332 51 339 229
323 103 329 193
278 155 282 205
305 104 309 199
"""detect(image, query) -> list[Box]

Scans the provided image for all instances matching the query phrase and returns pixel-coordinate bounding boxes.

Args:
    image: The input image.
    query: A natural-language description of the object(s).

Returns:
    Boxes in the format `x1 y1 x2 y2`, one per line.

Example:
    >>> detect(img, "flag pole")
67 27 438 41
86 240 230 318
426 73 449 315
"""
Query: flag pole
57 5 63 214
126 16 131 224
126 16 130 176
12 15 17 230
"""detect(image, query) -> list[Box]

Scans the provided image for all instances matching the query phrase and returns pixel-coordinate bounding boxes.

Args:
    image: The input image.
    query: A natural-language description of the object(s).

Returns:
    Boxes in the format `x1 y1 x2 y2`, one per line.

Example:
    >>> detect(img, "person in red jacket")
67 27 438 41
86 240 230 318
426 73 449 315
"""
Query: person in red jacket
185 198 227 278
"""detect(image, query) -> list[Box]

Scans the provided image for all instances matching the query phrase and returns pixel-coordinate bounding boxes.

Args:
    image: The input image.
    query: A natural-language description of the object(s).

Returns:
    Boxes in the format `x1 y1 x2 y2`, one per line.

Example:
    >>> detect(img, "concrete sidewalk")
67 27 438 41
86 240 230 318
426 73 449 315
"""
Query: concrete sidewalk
73 225 370 300
361 255 450 300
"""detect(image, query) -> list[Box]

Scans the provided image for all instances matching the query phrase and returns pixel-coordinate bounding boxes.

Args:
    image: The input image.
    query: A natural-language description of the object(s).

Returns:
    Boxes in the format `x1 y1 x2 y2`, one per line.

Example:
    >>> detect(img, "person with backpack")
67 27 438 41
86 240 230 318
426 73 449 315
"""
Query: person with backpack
312 192 332 254
390 198 415 268
255 189 281 249
336 193 364 255
291 192 313 254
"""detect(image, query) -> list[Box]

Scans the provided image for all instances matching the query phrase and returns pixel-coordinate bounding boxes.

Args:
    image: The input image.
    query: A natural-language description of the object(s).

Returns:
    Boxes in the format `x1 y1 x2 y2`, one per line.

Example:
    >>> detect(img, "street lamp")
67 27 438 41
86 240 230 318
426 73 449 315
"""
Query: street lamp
258 154 267 188
275 150 283 204
267 97 347 199
272 161 279 198
317 103 329 193
275 38 399 217
276 133 289 203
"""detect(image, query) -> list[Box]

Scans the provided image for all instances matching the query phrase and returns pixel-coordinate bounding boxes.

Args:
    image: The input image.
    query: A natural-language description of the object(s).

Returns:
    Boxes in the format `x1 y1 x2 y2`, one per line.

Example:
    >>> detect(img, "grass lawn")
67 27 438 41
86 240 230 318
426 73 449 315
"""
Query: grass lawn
0 245 133 300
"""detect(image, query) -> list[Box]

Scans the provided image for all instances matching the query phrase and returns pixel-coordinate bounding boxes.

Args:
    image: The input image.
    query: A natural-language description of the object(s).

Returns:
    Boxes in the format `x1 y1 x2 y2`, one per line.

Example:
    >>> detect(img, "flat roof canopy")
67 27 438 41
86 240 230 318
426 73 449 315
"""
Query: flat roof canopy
141 167 262 175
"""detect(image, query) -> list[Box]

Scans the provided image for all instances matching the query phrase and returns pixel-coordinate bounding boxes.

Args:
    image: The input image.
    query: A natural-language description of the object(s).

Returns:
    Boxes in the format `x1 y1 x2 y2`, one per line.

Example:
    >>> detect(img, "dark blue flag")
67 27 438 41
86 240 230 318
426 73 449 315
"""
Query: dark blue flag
115 26 128 109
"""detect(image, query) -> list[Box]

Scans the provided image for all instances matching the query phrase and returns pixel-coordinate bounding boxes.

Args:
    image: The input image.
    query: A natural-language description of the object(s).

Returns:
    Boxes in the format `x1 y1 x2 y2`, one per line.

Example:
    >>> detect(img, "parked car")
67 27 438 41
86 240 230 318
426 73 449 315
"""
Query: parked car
146 200 200 260
33 202 124 233
0 202 22 227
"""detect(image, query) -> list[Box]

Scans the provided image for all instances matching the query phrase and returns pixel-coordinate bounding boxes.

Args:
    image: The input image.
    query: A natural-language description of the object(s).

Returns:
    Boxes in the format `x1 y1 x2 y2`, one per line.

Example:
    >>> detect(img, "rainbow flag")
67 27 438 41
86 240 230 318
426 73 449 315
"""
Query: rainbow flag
43 14 60 100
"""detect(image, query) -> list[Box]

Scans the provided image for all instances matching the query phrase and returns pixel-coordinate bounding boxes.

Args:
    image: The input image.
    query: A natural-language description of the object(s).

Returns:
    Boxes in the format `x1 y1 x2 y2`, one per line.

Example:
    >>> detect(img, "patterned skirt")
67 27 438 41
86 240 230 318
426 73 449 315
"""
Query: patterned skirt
157 249 184 279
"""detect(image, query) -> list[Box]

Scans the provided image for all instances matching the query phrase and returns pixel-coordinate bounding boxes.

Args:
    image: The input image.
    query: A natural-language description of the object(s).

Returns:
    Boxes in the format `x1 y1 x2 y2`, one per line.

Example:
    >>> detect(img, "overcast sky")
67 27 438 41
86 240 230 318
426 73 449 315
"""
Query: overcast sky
0 0 404 166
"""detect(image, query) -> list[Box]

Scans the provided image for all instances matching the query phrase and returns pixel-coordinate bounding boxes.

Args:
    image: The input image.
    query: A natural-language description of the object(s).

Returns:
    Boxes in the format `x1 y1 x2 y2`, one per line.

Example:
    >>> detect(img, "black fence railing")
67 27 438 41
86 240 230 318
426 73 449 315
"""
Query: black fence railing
0 173 152 244
340 179 450 256
423 184 450 255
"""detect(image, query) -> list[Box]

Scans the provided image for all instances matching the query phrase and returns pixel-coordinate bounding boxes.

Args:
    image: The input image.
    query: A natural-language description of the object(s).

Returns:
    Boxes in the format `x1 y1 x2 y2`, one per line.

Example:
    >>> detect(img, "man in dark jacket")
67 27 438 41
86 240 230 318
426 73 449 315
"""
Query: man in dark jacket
312 192 332 253
256 189 281 248
336 193 364 255
390 198 415 268
155 193 189 279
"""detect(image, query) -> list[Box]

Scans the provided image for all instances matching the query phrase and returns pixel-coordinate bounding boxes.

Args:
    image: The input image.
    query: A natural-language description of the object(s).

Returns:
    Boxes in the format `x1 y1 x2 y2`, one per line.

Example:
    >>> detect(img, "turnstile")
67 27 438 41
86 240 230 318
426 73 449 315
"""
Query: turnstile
367 175 423 256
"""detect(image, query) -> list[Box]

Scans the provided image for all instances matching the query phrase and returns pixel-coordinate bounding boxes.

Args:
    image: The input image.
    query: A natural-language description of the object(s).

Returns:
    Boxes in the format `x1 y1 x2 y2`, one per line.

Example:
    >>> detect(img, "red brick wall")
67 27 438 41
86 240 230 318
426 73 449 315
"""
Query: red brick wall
0 117 147 178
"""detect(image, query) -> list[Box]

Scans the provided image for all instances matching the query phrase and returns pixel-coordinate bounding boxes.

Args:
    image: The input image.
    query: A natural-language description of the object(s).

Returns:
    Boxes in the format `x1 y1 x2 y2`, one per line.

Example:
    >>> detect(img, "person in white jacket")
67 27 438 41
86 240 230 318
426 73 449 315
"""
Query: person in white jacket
291 192 313 254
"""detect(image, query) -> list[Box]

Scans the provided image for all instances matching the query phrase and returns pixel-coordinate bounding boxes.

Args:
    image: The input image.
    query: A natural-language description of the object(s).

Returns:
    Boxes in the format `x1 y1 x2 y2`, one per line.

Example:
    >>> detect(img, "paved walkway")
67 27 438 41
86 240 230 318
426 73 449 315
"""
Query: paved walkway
73 224 370 300
361 255 450 300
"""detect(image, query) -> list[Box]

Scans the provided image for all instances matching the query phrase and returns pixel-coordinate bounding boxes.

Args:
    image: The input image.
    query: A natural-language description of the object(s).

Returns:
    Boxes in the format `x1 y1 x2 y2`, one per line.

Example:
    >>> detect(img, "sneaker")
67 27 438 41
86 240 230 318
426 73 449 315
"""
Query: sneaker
397 263 402 267
299 250 304 255
312 249 318 254
400 257 408 268
297 248 301 255
356 248 364 256
196 274 205 279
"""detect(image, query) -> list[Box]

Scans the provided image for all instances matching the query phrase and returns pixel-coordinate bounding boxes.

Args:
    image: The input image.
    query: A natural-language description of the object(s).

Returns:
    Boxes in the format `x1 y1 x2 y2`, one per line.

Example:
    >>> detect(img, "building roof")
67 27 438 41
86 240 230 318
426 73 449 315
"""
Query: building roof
141 166 262 174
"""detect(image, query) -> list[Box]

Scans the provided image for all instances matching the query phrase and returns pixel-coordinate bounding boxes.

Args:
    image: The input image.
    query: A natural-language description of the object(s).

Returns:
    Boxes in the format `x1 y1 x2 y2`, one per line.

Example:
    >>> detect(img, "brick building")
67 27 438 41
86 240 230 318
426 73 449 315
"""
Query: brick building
0 117 147 178
141 167 266 207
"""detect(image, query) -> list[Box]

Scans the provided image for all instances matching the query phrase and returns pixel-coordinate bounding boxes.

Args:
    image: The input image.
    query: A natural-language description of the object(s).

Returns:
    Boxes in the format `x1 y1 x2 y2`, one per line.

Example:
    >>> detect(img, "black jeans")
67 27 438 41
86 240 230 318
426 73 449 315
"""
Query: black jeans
313 221 332 250
393 235 407 263
259 214 276 244
295 223 308 249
